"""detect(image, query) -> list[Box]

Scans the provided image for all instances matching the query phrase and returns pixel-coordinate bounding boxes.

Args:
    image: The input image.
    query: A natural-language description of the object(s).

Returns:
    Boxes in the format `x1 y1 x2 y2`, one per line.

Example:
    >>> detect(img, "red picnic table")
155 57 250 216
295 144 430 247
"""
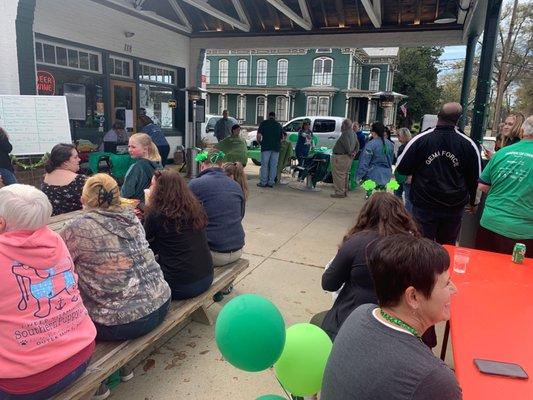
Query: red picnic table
446 245 533 399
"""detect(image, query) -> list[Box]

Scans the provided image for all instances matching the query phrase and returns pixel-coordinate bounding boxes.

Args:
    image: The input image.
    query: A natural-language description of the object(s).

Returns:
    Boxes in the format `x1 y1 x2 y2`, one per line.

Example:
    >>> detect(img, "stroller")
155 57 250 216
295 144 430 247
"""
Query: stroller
290 151 330 191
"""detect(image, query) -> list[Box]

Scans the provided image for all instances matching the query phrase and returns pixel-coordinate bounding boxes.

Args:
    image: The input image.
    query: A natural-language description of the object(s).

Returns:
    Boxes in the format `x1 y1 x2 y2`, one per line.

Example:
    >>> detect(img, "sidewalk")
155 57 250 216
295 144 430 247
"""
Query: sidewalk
112 165 451 399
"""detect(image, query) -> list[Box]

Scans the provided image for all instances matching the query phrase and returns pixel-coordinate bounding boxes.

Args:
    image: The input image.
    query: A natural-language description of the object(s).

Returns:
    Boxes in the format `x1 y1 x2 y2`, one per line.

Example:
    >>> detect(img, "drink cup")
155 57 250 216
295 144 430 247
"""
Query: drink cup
144 188 151 205
453 248 470 274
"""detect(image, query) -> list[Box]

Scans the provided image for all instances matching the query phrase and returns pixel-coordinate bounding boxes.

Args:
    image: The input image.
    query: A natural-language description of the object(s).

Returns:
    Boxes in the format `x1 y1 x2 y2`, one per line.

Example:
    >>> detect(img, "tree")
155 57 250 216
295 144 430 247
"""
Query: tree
438 59 479 122
393 47 443 127
490 0 532 132
514 68 533 116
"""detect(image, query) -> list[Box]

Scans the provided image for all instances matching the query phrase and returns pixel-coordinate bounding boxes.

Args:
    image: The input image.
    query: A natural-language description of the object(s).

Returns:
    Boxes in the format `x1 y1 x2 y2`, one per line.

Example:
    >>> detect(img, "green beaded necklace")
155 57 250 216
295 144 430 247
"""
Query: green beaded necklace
380 309 422 340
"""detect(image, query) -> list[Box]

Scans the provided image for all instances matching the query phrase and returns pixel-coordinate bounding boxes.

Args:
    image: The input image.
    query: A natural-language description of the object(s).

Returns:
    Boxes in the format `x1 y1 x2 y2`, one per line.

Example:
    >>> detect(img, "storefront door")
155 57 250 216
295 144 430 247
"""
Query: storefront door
110 80 136 133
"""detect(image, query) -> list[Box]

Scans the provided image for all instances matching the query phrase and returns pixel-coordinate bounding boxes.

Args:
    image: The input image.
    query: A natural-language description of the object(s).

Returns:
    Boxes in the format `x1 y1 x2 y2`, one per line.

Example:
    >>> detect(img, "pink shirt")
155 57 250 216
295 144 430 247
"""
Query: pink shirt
0 227 96 379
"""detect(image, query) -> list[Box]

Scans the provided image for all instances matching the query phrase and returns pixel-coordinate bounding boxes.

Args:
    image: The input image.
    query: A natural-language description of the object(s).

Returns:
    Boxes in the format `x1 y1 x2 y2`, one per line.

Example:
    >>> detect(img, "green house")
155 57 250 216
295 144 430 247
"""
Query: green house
204 48 400 128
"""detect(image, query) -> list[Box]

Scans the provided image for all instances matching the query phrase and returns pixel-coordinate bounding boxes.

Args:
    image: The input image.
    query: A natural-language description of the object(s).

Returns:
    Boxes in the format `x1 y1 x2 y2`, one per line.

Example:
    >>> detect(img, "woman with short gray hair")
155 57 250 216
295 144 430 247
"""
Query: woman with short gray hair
331 118 359 198
0 184 96 400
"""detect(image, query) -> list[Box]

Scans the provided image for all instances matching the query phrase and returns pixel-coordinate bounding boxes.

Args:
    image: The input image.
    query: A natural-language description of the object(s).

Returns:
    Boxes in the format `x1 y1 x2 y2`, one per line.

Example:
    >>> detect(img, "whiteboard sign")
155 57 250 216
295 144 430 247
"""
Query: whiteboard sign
0 95 72 155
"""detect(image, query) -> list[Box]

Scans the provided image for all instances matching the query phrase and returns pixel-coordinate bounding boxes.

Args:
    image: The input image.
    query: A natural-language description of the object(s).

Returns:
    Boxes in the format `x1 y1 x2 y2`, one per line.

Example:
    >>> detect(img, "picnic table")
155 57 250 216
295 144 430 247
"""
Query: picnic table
447 245 533 399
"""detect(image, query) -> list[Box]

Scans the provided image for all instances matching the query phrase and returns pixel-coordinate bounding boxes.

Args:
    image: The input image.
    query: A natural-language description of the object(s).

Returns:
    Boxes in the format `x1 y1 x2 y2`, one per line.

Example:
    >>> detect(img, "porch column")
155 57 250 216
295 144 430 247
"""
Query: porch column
470 0 503 144
286 94 290 121
459 33 478 130
365 98 371 125
344 95 349 119
264 94 268 119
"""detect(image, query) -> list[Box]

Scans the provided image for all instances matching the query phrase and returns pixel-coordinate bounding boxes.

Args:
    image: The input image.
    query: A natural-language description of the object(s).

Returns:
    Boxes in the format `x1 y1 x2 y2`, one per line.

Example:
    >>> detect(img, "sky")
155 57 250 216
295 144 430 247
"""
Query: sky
441 46 467 62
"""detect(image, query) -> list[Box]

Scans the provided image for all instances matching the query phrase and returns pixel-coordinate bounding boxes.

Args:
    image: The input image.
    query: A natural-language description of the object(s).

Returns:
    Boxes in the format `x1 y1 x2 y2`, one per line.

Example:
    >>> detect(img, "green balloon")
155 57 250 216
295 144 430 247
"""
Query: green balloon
274 323 333 397
256 396 286 400
215 294 286 372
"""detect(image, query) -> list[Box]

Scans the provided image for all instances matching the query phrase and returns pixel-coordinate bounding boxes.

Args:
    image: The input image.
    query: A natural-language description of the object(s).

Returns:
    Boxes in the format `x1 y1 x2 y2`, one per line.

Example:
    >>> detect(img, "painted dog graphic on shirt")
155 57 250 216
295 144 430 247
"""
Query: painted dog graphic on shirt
12 259 78 318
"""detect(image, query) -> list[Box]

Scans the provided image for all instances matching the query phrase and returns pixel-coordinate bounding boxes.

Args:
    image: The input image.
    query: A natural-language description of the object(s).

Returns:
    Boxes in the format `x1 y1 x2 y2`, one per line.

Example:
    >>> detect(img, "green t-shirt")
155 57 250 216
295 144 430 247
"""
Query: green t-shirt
479 140 533 239
258 118 282 152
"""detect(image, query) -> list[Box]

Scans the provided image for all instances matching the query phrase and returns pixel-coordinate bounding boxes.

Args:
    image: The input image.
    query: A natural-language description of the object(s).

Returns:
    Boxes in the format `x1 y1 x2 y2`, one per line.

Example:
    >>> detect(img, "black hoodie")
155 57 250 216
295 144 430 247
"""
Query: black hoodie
396 125 481 210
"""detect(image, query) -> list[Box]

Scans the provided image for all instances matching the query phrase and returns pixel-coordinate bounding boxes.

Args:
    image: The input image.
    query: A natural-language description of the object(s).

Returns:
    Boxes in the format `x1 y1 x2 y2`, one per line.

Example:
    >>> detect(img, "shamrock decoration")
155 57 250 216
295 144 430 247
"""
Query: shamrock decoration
361 179 377 191
386 179 400 191
195 151 209 163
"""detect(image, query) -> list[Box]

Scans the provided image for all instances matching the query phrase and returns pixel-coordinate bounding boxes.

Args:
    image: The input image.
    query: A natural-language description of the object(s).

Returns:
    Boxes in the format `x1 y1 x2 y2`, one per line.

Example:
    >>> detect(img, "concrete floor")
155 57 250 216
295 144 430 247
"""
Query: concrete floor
112 165 452 400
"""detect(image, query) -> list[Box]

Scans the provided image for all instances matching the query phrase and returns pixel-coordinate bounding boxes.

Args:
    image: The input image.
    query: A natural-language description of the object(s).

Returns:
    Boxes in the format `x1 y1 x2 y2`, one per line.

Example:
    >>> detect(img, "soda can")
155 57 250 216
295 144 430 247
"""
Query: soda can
512 243 526 264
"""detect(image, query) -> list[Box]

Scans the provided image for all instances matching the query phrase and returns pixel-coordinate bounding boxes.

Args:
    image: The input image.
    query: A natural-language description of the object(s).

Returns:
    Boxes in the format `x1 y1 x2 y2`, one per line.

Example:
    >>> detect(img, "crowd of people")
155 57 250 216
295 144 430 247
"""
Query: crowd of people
0 102 531 400
0 129 246 399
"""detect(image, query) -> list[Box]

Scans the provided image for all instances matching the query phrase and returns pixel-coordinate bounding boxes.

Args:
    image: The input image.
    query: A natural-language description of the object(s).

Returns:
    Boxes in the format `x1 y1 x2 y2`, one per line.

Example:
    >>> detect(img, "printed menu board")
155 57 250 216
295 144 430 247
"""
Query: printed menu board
0 95 72 155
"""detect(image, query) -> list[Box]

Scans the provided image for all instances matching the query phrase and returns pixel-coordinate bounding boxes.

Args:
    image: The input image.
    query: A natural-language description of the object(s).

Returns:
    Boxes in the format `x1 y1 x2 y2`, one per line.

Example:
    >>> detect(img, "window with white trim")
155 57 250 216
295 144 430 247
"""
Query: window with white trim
306 96 318 115
35 40 101 73
369 101 377 121
316 48 332 54
237 95 246 120
277 59 288 86
275 96 288 122
369 68 380 91
219 59 228 85
108 56 132 78
139 62 176 84
237 59 248 85
257 59 267 86
204 59 210 84
312 57 333 86
318 96 330 116
256 96 266 124
351 63 362 89
219 94 227 114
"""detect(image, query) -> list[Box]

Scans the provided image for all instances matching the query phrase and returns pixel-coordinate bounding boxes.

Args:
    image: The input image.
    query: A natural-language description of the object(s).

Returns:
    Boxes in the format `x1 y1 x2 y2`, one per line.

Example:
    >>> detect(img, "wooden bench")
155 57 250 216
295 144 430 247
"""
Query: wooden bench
47 211 250 400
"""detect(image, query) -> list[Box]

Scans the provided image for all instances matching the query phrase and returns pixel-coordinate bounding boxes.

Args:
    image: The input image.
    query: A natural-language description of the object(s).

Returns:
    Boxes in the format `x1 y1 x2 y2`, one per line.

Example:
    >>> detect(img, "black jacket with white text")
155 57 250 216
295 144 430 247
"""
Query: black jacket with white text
396 125 481 210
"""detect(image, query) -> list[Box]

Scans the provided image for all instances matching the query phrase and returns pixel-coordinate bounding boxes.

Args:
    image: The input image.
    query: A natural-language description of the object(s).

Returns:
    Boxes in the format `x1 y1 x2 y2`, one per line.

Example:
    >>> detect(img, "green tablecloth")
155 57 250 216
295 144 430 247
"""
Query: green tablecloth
88 152 136 179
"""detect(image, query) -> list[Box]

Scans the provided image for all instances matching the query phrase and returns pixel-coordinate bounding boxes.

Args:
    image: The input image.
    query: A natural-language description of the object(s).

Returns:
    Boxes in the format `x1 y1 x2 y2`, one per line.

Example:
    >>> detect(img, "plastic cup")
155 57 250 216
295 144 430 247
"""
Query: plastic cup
144 188 151 205
453 248 470 274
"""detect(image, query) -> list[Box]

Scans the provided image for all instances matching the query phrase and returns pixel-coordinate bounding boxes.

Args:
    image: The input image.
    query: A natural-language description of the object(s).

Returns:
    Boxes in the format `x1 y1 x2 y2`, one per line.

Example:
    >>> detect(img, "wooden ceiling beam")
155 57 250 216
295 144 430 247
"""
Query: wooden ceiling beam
264 0 313 30
360 0 382 28
180 0 250 31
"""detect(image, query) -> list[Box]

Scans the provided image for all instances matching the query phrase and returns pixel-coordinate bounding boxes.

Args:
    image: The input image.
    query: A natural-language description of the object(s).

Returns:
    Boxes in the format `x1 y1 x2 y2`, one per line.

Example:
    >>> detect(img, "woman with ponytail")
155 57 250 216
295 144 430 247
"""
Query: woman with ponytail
60 173 171 341
41 143 87 216
223 161 249 201
189 149 245 266
121 133 162 203
356 121 394 188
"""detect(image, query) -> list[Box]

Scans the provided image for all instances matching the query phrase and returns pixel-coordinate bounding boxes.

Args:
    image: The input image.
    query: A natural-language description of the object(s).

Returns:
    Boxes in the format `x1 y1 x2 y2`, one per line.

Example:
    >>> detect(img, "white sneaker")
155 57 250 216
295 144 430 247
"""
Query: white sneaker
92 383 110 400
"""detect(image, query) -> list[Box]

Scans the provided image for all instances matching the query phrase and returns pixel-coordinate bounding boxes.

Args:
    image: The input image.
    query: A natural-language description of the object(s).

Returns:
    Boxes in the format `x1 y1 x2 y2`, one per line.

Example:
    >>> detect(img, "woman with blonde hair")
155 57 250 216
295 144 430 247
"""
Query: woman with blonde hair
60 173 171 342
223 162 249 201
500 113 524 147
121 133 162 203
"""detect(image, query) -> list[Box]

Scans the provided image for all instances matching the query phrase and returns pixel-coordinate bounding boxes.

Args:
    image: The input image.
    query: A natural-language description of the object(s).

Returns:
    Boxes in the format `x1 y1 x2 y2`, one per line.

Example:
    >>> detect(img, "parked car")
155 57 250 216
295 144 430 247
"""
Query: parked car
247 116 346 148
201 114 239 144
420 114 438 132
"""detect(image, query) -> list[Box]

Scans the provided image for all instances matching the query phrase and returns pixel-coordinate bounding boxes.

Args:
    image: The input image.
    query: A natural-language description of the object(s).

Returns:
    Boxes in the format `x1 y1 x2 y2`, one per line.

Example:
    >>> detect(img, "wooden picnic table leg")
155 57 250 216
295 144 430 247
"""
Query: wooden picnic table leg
440 321 450 361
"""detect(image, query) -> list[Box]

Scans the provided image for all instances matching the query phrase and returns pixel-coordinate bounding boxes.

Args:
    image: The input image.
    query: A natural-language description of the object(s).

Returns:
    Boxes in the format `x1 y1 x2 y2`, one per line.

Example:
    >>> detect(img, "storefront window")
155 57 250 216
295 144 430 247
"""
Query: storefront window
35 40 101 73
36 66 105 143
139 62 175 85
139 84 175 129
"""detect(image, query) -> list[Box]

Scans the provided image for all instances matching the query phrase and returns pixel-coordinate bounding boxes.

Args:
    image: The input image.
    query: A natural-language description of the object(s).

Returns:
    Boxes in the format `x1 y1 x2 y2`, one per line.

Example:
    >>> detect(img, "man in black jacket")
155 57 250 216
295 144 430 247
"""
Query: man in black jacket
396 102 481 245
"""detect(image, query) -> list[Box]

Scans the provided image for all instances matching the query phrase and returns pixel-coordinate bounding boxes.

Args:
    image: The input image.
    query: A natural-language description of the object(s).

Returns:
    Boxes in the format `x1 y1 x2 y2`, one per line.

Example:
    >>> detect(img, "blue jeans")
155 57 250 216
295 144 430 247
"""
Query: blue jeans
0 359 89 400
260 151 279 186
0 168 17 185
94 298 171 341
170 273 213 300
394 183 413 213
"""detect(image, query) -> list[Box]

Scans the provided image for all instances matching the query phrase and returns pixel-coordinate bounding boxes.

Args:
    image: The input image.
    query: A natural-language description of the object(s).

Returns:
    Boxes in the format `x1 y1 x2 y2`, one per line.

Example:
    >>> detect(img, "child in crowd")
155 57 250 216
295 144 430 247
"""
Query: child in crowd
0 184 96 400
121 133 162 203
276 130 293 184
223 162 249 201
189 149 245 267
144 169 214 300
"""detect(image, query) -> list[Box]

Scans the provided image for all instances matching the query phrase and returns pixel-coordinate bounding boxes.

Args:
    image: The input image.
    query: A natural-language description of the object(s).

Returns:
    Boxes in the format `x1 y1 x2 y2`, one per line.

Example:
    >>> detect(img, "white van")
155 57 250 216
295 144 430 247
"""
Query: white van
247 116 345 148
201 114 239 144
